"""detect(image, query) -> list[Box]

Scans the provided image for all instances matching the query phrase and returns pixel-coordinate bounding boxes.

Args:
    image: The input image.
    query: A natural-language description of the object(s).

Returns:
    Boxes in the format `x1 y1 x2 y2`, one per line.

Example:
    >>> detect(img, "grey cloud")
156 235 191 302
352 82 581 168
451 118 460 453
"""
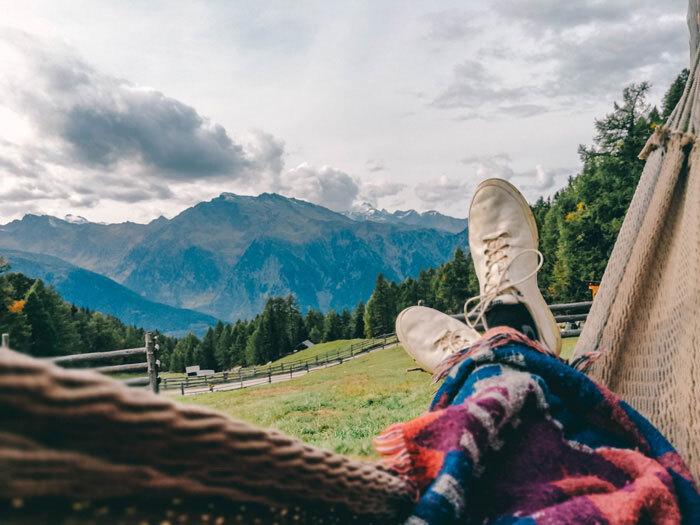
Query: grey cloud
544 19 686 99
359 180 406 206
365 159 386 173
3 30 253 180
279 163 360 211
461 152 512 165
414 175 471 205
498 104 550 118
423 9 479 42
493 0 680 32
432 60 533 110
432 2 687 119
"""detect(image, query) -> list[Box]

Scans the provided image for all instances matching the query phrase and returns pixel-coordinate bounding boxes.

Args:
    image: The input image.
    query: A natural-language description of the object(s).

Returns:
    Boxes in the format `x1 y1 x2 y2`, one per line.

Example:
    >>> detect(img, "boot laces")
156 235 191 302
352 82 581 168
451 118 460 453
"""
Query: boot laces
432 329 474 354
464 233 543 331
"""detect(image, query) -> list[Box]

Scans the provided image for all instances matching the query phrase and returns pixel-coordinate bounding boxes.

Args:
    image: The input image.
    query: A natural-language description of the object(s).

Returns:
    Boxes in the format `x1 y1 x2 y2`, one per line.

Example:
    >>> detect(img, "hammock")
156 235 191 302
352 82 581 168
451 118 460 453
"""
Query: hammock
571 0 700 481
2 3 699 523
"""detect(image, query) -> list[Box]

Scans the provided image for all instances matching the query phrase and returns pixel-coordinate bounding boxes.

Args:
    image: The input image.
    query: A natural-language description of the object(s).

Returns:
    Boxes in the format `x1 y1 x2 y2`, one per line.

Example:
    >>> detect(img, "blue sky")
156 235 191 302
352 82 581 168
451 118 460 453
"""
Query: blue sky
0 0 690 223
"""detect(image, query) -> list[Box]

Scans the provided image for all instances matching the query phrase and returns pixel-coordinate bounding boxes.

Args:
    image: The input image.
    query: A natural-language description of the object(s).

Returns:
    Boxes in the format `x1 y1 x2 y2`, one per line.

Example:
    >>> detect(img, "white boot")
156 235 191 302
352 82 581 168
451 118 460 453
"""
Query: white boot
466 178 561 355
396 306 480 373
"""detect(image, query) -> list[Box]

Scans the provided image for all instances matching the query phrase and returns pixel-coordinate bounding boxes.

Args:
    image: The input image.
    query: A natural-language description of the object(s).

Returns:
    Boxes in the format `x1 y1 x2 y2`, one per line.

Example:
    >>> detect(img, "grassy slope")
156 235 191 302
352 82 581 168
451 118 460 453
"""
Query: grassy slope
181 346 434 458
182 337 580 458
269 339 365 366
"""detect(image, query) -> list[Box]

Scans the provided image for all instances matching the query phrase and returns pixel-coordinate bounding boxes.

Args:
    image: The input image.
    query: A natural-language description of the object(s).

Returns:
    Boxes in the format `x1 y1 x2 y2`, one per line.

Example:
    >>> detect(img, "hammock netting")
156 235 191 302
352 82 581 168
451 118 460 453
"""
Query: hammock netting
2 1 700 522
571 0 700 482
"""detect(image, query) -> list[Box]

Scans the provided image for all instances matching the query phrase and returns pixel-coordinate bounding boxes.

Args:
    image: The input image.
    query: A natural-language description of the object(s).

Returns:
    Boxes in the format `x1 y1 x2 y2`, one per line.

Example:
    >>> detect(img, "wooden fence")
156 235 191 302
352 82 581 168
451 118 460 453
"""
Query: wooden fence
0 332 161 393
452 301 592 338
162 334 398 394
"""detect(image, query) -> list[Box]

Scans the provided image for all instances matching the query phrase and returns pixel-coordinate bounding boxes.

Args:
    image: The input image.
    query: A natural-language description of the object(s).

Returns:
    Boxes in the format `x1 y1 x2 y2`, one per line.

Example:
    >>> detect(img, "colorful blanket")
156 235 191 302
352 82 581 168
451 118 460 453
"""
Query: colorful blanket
375 328 700 524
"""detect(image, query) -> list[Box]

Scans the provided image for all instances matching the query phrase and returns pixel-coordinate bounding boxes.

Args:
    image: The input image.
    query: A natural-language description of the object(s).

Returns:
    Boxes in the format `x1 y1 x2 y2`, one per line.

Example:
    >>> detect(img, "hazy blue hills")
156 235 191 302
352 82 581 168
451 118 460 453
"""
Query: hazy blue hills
0 193 466 327
1 249 219 336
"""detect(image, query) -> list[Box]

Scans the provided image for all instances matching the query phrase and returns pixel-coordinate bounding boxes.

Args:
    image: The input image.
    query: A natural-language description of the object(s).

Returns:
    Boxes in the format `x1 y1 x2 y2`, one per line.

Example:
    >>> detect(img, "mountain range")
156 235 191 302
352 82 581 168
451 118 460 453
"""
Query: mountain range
344 202 467 233
0 193 467 333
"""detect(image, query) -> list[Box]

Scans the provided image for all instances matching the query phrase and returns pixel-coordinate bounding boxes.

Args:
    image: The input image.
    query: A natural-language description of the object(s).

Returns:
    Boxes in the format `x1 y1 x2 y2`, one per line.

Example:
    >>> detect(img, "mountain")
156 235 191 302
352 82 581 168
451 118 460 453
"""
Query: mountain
0 193 466 323
344 202 467 234
1 249 218 336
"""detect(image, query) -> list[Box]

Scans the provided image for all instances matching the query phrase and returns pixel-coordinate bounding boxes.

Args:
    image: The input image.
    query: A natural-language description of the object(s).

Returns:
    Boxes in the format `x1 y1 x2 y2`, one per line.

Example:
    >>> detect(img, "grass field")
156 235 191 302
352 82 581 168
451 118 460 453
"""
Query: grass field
181 345 434 458
182 337 580 458
268 338 365 366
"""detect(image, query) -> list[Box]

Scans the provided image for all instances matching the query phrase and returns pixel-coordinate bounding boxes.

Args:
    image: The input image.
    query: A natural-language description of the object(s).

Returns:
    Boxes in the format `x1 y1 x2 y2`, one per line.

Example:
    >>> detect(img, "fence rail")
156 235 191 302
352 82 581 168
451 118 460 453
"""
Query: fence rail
38 333 160 393
452 300 591 338
162 334 398 393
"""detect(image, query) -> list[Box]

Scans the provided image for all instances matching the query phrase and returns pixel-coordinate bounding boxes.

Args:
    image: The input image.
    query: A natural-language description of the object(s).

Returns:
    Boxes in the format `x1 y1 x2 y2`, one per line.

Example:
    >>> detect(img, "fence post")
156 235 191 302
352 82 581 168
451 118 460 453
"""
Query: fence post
305 361 309 373
289 367 293 379
268 368 272 383
180 382 185 396
1 333 8 349
145 332 158 394
239 371 243 388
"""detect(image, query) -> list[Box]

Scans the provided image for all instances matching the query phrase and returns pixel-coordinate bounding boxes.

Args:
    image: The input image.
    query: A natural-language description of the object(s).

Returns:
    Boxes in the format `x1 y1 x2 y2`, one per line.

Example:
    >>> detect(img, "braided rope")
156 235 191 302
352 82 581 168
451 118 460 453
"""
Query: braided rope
0 349 413 520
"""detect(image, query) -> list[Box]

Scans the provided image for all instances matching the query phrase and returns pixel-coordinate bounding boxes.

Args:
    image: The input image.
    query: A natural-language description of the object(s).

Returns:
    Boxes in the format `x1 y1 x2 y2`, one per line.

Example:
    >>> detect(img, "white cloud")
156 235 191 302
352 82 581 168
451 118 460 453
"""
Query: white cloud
414 175 472 206
278 163 360 211
358 180 406 207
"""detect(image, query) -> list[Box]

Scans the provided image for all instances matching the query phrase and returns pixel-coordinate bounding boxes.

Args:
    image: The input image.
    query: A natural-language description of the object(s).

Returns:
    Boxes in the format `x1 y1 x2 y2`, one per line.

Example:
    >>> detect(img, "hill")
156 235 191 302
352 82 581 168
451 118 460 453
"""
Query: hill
1 249 218 336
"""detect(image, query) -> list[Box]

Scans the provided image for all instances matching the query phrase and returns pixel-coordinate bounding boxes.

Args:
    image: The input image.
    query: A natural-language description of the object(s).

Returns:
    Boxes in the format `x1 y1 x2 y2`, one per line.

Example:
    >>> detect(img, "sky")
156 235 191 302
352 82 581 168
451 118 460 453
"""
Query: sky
0 0 691 224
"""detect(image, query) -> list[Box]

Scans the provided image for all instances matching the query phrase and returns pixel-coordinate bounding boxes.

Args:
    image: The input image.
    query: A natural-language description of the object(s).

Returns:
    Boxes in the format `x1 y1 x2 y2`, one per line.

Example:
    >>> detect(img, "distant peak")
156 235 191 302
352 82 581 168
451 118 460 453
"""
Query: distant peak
64 214 89 224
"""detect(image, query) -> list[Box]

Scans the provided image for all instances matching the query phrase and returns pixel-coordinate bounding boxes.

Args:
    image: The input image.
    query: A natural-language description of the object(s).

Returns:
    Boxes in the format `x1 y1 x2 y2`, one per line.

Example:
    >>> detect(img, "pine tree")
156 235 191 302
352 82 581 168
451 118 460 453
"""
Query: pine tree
364 274 394 337
662 69 689 119
198 328 218 370
351 302 365 338
322 310 343 342
23 283 59 357
214 323 234 370
304 309 324 343
170 333 200 372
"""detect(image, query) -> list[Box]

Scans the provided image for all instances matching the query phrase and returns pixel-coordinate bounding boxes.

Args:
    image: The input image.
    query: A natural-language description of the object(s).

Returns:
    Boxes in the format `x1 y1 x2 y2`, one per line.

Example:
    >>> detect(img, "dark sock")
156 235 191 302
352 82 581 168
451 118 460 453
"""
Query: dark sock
485 303 539 341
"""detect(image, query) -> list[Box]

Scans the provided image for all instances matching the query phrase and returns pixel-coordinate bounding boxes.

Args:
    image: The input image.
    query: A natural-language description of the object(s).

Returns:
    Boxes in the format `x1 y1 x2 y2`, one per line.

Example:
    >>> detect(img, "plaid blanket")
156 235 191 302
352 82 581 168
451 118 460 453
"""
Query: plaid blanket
375 328 700 524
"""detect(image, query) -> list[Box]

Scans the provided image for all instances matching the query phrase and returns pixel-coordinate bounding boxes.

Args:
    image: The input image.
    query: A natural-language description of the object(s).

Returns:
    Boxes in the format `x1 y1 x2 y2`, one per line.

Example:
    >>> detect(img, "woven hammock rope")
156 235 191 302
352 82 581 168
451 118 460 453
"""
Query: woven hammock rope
0 348 413 522
572 0 700 481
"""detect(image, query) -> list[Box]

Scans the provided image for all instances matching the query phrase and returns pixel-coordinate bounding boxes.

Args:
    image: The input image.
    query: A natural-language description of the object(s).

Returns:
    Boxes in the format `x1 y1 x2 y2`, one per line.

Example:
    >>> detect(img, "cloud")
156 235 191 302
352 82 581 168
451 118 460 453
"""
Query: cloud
423 9 479 42
2 30 256 180
432 60 533 110
0 30 291 221
492 1 671 32
459 152 573 200
365 159 386 173
430 2 687 120
358 180 406 206
543 18 686 100
414 175 472 206
279 163 360 211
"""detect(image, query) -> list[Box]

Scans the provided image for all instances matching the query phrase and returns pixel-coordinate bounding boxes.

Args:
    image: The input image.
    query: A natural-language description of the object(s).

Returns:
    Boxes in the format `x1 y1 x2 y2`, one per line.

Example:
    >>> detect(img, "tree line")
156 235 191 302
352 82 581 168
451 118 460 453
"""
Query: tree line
0 262 176 359
164 296 367 372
